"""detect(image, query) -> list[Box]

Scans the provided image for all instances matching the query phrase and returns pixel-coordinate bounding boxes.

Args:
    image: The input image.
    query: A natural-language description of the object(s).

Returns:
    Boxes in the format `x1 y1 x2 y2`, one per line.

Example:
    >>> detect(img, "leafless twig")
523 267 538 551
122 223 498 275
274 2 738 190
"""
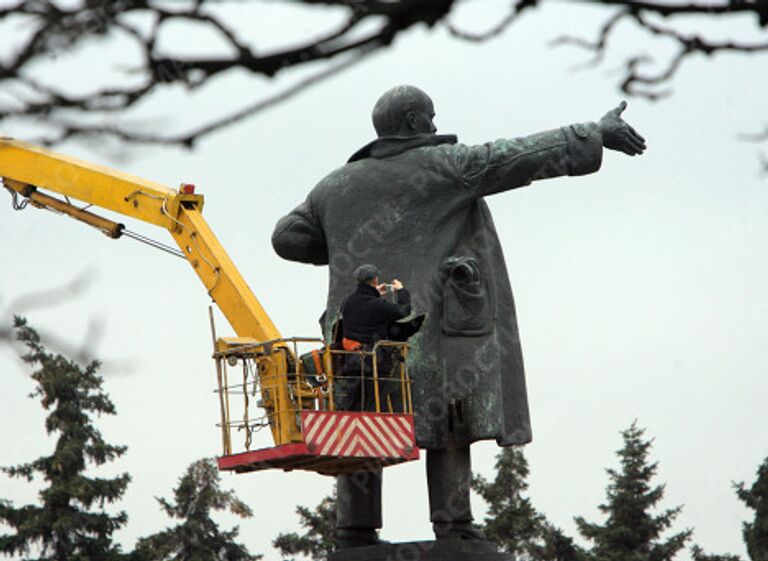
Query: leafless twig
1 0 767 151
739 125 768 143
447 0 538 42
33 46 378 148
0 0 456 147
554 4 768 99
0 273 132 372
552 1 768 170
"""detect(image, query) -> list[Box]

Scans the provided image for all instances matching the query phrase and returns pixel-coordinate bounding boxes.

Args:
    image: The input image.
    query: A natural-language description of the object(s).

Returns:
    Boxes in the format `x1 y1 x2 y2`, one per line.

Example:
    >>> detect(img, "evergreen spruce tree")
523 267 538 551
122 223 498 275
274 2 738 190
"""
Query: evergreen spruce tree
133 459 259 561
272 493 336 561
0 317 130 560
575 421 692 561
472 446 584 561
472 447 544 555
735 455 768 561
532 523 585 561
690 544 741 561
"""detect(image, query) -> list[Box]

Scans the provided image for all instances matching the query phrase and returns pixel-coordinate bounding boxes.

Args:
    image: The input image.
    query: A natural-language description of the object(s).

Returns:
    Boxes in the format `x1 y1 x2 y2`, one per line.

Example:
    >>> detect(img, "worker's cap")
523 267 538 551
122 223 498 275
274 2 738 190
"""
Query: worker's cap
353 264 380 284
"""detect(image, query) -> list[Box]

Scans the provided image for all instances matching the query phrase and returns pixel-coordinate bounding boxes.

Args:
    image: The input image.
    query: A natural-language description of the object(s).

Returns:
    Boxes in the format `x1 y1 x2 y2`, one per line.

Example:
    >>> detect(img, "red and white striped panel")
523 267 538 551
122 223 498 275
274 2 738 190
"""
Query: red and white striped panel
301 411 417 459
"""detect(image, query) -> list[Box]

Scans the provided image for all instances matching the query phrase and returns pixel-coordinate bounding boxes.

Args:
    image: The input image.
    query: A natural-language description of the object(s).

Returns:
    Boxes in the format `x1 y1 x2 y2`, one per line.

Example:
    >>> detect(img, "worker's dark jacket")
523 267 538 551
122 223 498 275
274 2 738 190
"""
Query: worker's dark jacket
272 125 604 448
342 284 411 344
336 284 411 411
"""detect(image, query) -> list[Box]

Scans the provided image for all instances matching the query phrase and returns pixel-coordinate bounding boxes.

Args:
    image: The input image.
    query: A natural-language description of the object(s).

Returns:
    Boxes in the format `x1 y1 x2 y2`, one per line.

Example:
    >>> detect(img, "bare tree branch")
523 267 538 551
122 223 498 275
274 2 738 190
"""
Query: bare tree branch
554 3 768 98
447 0 538 42
0 0 456 147
33 46 377 148
596 0 768 22
0 275 134 373
624 11 768 97
740 125 768 174
550 0 768 170
0 0 766 151
0 272 97 361
4 271 95 316
550 10 625 69
740 124 768 143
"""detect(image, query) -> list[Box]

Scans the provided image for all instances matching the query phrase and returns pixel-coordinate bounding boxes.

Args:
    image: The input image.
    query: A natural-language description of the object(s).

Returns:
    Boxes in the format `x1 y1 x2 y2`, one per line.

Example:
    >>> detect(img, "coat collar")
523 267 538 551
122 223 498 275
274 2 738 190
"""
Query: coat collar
348 133 458 163
356 282 381 297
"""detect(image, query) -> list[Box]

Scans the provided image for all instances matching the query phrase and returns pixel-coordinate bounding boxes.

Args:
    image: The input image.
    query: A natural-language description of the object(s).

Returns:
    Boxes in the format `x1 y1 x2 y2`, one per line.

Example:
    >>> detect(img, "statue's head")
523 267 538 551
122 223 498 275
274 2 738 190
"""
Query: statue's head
372 85 436 138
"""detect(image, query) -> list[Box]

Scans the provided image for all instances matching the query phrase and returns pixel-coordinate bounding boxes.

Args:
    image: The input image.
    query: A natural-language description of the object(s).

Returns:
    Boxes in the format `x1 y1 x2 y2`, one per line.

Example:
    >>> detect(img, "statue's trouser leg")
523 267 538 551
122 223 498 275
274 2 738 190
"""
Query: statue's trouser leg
427 446 480 538
336 470 382 546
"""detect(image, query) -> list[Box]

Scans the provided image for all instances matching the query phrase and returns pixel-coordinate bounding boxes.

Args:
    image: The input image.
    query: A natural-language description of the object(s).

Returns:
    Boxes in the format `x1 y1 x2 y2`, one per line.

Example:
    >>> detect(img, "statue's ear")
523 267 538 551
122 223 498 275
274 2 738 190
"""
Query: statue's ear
405 111 418 131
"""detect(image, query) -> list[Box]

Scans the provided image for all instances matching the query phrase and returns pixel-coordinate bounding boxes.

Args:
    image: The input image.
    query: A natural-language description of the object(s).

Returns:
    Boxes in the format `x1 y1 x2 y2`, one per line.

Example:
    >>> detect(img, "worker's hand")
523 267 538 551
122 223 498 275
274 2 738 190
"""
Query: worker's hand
598 101 646 156
376 283 388 295
391 279 404 291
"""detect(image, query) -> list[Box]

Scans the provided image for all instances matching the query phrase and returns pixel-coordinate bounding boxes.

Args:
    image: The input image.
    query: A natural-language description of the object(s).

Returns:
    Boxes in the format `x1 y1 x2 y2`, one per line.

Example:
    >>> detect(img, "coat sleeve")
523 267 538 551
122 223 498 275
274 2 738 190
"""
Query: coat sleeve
271 197 329 265
446 122 604 197
376 288 412 322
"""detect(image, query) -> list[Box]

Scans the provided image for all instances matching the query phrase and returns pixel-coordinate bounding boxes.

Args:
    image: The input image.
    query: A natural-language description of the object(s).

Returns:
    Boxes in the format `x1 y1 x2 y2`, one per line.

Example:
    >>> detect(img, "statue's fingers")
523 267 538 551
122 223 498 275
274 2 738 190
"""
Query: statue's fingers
629 131 647 149
629 140 645 155
621 139 642 156
627 125 646 144
627 133 645 150
625 146 639 156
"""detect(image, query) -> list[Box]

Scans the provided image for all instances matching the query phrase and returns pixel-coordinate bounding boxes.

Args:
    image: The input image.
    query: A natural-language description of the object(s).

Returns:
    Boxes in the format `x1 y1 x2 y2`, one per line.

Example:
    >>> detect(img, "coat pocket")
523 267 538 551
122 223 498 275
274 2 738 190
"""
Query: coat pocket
441 257 493 336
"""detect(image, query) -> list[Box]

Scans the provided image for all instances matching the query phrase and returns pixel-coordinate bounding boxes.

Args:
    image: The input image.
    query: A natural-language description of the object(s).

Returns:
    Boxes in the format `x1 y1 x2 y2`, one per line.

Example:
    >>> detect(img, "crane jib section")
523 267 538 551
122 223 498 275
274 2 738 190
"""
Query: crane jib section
0 138 281 343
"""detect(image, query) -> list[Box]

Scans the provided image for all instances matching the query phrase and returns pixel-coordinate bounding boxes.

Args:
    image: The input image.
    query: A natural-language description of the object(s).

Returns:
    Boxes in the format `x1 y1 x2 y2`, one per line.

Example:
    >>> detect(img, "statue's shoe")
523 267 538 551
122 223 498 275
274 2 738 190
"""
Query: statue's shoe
335 528 389 549
433 521 487 541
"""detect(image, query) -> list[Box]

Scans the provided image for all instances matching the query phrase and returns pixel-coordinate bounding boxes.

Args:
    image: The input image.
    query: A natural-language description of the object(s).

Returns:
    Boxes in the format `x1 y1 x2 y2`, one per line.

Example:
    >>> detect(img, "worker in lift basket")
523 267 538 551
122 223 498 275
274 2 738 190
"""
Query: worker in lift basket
335 264 411 412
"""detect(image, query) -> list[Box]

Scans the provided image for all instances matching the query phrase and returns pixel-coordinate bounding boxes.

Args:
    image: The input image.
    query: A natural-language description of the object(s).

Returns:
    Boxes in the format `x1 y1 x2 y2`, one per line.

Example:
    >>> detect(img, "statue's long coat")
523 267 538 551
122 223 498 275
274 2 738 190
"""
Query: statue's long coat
272 124 603 450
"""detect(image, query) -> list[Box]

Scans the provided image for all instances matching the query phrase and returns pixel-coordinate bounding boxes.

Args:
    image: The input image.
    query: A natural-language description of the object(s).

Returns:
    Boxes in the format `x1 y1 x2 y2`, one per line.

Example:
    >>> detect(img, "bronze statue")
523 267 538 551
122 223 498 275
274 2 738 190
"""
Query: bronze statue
272 85 646 549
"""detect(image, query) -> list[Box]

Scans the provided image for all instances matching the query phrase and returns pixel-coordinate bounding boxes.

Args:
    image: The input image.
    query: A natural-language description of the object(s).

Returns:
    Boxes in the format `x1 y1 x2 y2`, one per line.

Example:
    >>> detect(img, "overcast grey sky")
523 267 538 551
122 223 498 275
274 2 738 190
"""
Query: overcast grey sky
1 2 767 560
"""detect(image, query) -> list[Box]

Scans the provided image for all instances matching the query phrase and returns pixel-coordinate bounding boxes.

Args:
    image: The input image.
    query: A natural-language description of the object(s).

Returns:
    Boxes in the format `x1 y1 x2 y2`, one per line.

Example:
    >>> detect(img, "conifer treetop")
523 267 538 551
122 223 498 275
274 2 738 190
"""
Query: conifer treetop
273 493 336 561
0 317 130 561
576 421 692 561
133 458 260 561
735 455 768 561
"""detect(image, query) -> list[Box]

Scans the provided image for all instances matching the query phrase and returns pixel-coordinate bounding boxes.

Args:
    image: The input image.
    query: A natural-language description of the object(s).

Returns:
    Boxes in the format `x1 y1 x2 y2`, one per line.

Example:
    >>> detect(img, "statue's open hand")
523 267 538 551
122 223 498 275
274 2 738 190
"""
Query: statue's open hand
598 101 646 156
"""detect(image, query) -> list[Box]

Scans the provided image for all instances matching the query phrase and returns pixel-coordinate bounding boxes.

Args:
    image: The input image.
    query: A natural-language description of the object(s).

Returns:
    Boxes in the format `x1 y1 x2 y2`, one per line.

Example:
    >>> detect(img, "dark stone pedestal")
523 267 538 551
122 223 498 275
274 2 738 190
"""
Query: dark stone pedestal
328 539 515 561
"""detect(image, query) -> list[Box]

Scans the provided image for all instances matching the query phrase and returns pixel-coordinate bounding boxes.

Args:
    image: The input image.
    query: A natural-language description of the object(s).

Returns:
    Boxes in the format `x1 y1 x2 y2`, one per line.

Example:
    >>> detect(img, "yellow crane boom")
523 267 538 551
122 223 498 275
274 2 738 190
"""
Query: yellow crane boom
0 137 305 446
1 138 280 341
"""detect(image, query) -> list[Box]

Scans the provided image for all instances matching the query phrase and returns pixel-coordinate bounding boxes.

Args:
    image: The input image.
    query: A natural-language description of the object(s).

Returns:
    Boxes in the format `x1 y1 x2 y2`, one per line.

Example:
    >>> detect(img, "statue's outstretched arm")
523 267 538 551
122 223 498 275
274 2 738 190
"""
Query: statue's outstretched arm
446 102 645 198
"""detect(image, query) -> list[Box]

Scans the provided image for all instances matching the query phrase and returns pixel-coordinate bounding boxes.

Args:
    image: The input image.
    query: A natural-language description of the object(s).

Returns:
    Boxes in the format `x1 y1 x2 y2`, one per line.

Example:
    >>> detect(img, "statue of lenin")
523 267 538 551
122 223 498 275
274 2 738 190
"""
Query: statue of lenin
272 85 646 547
